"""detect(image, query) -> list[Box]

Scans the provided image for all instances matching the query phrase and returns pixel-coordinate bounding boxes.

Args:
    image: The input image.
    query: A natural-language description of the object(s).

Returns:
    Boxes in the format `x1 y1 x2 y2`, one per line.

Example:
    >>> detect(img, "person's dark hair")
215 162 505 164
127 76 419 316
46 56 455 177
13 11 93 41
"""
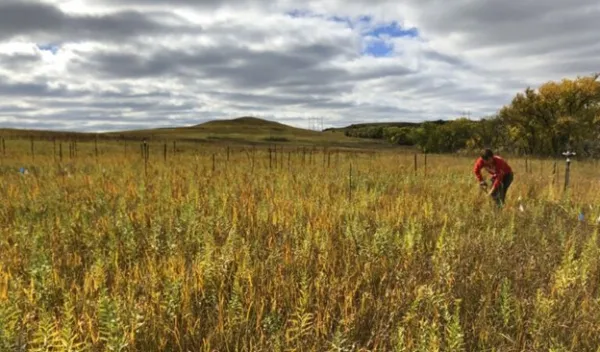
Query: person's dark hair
481 148 494 160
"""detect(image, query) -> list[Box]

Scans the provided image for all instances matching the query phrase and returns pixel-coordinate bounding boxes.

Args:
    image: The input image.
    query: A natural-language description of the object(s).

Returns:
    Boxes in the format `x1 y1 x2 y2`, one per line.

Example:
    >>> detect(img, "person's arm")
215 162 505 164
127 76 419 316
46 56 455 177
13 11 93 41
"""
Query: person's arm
473 158 485 183
491 169 504 191
490 159 507 192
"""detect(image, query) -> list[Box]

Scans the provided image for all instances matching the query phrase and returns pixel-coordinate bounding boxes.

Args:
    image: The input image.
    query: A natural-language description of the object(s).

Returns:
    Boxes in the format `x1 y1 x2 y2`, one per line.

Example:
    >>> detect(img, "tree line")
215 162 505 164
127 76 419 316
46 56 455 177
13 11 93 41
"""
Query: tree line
343 73 600 157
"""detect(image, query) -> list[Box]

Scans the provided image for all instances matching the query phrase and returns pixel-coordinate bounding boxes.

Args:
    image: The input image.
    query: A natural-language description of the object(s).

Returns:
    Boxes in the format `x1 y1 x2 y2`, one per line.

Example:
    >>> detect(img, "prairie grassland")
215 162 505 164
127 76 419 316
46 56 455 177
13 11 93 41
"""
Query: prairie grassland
1 140 600 351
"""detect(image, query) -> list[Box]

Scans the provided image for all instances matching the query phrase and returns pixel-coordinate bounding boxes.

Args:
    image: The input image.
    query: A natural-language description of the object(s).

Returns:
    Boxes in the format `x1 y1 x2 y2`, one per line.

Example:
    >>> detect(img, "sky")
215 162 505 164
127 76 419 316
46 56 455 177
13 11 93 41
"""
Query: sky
0 0 598 132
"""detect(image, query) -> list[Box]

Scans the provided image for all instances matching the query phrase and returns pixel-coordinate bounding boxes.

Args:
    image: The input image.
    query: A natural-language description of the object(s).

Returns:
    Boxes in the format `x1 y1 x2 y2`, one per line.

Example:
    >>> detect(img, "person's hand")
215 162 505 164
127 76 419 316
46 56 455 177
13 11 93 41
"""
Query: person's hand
479 181 487 190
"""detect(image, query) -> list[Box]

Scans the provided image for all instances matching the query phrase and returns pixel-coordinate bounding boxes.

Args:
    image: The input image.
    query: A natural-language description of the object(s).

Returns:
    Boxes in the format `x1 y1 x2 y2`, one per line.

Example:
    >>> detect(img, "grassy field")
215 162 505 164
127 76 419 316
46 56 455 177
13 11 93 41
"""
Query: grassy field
1 137 600 351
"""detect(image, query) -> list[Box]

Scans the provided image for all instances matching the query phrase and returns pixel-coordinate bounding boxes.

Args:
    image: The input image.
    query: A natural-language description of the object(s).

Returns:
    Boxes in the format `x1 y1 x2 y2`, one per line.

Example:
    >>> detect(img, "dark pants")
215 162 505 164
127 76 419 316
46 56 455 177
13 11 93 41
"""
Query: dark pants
491 172 513 207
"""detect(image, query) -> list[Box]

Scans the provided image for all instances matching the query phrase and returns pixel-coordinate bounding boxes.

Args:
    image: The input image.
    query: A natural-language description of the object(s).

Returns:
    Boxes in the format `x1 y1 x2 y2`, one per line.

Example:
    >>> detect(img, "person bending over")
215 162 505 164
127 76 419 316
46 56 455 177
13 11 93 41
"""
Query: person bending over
474 148 514 208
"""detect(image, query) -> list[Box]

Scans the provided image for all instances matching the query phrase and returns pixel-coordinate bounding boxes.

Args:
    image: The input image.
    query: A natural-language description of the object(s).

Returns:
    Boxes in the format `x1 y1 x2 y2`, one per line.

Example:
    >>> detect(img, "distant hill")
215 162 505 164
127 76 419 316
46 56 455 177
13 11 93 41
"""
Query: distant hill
1 116 395 148
182 116 327 137
196 116 290 128
107 116 380 146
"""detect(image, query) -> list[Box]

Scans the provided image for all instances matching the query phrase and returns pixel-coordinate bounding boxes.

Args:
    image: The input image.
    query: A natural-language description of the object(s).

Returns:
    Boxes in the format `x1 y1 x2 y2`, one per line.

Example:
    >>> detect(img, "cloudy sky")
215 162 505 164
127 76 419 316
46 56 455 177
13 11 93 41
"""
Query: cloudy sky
0 0 598 132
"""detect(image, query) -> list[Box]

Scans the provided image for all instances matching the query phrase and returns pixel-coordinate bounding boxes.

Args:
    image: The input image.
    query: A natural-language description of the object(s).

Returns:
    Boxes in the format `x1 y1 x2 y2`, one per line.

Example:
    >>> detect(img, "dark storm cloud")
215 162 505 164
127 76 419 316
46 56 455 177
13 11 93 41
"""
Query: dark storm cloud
0 1 197 42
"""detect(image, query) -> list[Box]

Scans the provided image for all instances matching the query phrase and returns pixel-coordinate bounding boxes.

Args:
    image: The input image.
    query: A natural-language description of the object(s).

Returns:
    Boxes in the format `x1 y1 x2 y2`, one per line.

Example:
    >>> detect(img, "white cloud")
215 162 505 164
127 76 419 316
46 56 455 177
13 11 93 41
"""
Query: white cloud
0 0 598 132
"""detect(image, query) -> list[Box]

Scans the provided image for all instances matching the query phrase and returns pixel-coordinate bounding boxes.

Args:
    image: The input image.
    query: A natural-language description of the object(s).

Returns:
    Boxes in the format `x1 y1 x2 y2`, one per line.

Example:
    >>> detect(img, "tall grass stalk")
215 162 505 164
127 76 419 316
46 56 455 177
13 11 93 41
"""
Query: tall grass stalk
1 142 599 350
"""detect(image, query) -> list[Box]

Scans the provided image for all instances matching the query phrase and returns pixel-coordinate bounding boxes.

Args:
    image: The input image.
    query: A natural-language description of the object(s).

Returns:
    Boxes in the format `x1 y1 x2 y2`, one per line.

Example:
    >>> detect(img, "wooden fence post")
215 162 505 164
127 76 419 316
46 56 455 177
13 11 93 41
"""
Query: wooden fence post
414 153 417 173
30 136 34 161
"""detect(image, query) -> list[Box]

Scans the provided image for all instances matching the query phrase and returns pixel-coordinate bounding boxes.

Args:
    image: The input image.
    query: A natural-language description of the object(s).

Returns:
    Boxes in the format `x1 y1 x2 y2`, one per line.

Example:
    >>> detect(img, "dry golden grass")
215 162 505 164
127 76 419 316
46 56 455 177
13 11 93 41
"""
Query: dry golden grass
1 139 600 351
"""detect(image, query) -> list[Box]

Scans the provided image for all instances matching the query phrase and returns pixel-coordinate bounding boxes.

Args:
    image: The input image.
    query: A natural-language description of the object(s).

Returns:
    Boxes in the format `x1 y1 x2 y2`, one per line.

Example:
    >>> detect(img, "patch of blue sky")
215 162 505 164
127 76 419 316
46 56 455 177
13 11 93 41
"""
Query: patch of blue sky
365 21 419 38
285 9 371 28
37 43 60 54
285 10 419 57
362 21 419 57
362 39 394 57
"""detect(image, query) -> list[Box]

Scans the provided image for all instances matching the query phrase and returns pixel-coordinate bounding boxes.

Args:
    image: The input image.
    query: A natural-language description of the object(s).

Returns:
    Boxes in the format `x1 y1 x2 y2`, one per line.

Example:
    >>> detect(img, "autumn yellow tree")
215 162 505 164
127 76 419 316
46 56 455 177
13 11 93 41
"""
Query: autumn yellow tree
498 73 600 156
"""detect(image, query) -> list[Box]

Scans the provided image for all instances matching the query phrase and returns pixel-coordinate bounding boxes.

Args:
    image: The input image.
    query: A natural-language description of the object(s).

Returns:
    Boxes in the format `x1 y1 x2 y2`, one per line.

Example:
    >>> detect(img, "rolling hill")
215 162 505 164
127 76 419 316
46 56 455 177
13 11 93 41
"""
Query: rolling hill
106 116 384 146
1 116 395 149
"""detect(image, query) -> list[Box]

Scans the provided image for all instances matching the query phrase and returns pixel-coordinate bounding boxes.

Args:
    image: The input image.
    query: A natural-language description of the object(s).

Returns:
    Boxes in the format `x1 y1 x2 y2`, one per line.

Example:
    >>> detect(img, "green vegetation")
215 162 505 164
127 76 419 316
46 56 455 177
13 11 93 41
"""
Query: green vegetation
332 74 600 157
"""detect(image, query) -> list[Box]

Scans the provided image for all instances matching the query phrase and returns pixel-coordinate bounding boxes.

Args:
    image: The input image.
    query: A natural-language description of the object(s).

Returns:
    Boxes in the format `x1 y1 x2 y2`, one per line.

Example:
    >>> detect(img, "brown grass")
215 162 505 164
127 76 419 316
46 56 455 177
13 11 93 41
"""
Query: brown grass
1 139 599 351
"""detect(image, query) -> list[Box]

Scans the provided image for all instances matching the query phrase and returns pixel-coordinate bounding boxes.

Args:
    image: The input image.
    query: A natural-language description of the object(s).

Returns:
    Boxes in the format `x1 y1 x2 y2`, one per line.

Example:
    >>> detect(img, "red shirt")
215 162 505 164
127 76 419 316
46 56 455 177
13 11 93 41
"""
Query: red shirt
474 155 512 189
